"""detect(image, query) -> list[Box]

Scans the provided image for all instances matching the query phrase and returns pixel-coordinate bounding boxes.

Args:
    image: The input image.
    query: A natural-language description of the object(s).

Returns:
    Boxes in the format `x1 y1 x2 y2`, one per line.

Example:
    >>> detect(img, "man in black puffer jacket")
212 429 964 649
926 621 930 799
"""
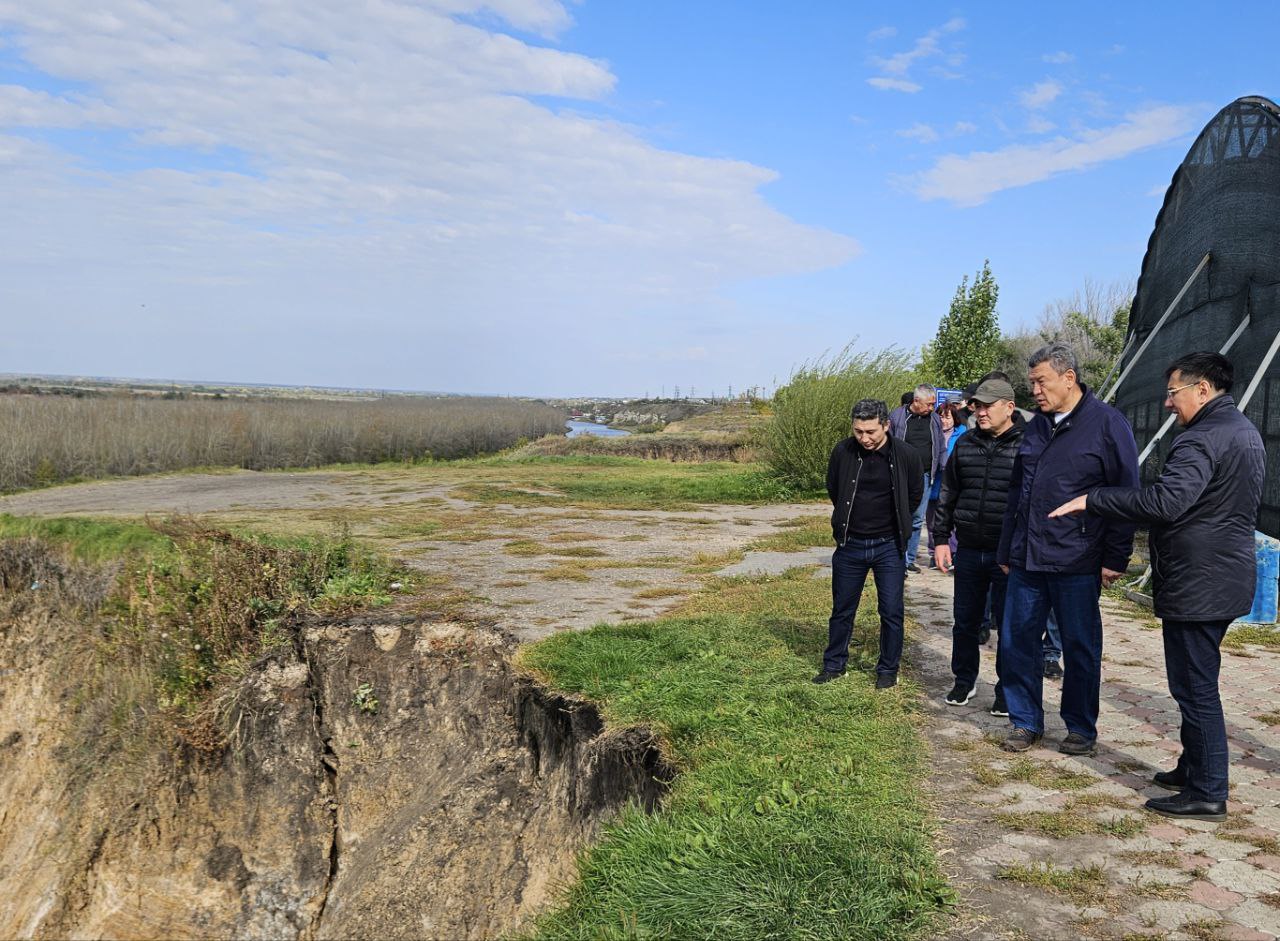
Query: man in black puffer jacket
1050 352 1264 822
932 377 1025 715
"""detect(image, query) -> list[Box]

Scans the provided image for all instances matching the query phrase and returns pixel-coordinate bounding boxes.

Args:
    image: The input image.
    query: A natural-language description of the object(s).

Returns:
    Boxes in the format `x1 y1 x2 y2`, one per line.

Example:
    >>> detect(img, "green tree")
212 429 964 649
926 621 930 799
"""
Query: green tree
926 261 1001 388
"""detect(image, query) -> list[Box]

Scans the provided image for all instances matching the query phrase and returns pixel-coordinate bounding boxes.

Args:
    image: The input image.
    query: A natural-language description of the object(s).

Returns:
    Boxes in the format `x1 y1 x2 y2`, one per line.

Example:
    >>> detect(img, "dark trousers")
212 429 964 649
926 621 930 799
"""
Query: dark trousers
1002 567 1103 738
1163 619 1230 801
824 537 905 676
952 548 1006 693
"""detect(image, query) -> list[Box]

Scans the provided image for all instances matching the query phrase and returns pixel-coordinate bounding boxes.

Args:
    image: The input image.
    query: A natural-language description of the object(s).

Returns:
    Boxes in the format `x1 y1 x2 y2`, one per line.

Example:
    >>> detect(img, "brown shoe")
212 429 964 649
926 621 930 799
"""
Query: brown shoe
1001 728 1042 753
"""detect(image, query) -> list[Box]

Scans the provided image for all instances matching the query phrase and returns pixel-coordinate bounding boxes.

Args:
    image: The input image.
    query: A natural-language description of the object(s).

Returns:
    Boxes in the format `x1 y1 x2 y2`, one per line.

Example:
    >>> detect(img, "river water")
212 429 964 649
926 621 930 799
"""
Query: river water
565 420 630 438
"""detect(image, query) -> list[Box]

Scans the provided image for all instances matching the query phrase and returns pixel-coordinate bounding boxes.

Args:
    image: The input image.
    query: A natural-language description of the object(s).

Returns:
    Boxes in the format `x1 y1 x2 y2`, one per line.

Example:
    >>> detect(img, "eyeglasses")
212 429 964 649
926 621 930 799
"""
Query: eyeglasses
1165 381 1198 400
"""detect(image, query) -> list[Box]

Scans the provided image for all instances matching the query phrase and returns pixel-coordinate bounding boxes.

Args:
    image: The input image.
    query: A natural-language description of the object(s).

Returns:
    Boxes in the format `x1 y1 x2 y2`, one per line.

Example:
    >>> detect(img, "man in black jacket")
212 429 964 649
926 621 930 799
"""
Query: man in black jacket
932 377 1024 715
1051 352 1265 821
816 398 924 689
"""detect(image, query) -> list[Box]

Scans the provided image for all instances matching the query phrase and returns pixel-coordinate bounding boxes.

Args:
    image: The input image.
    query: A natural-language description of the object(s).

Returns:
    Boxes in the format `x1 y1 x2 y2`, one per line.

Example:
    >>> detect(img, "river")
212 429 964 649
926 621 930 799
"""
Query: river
565 420 631 438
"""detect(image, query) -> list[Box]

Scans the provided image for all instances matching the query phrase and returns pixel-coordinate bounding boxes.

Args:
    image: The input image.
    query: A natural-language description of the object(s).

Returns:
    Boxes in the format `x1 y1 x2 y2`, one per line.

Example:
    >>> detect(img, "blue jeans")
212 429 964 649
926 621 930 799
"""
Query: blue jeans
905 473 930 564
1001 567 1103 739
952 548 1005 693
825 537 906 676
1163 619 1230 801
1044 611 1062 662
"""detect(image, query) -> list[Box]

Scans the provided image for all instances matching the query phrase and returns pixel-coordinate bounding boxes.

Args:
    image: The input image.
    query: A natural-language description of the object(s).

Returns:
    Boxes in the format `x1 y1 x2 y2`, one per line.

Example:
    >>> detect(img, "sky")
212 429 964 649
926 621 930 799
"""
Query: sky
0 1 1276 396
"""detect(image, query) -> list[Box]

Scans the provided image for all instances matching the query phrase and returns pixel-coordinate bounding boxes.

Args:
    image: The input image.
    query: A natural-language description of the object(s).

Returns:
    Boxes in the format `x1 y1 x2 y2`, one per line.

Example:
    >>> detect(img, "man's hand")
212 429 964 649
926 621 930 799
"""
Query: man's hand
999 564 1009 575
1048 494 1088 518
934 544 952 573
1102 567 1124 587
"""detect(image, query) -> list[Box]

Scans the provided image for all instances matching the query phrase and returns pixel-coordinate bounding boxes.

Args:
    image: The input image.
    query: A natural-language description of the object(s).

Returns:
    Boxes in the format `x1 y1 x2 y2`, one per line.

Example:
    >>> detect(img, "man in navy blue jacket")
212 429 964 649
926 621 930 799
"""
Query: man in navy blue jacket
996 343 1140 755
1050 352 1264 821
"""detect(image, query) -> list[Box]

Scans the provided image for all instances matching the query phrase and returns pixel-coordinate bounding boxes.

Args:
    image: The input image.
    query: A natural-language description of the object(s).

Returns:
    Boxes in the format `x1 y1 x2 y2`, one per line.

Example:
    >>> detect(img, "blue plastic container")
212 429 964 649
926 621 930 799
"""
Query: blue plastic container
1237 531 1280 624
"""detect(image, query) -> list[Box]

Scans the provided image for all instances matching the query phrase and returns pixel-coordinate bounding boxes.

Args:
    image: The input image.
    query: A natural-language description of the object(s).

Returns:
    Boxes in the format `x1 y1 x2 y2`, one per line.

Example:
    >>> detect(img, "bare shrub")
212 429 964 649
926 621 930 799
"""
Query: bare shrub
0 395 567 491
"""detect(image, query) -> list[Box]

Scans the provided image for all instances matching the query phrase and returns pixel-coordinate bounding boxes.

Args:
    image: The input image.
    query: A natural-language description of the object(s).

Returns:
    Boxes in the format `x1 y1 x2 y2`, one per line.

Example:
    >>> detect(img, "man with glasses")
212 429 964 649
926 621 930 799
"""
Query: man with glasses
816 398 925 689
996 343 1140 755
1050 352 1264 821
932 377 1026 715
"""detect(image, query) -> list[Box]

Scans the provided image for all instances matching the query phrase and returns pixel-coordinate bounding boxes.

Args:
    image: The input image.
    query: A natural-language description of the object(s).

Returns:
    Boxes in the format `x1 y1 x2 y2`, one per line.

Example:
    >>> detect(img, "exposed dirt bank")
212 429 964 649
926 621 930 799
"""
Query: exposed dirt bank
0 568 672 939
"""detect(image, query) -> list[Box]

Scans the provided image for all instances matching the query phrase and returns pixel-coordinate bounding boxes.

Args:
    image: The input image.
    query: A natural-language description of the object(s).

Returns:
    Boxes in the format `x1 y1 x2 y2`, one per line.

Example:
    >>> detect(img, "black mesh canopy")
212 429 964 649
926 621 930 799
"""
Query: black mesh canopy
1113 96 1280 536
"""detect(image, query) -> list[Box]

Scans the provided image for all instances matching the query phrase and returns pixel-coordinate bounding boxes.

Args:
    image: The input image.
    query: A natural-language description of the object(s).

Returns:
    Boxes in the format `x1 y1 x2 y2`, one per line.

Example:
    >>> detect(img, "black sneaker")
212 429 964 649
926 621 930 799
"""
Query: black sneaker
1043 660 1064 680
978 627 991 646
945 682 976 706
1059 732 1096 756
1001 728 1042 752
812 669 846 685
1153 767 1188 791
906 563 922 574
875 673 898 690
989 696 1009 717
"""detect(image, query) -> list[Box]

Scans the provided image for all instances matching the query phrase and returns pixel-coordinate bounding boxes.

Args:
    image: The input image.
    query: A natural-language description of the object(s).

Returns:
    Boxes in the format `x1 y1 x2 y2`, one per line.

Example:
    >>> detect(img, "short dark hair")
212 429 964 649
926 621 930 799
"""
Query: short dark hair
851 398 890 423
979 370 1010 383
1028 343 1079 376
900 391 914 406
1165 352 1234 393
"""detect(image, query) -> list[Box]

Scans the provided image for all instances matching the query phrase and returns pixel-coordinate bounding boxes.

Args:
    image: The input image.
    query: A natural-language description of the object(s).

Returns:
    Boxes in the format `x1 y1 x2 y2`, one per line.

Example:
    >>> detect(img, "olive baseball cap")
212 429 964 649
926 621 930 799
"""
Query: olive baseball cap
970 378 1016 404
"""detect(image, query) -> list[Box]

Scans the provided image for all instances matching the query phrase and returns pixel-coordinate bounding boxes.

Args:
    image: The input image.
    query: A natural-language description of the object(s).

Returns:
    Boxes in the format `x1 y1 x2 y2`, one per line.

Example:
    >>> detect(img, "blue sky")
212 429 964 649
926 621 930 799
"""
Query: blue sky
0 1 1274 396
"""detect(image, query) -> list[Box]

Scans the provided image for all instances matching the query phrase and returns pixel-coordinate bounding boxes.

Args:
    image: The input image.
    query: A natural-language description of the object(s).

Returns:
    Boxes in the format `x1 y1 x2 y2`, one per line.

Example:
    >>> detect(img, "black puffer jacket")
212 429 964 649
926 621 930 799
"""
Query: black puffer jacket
1089 394 1265 621
932 416 1025 551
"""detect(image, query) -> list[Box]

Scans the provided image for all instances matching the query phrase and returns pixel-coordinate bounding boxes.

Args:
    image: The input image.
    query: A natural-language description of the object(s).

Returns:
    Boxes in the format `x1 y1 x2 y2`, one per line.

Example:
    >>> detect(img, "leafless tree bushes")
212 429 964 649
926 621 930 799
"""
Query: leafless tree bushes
0 395 567 491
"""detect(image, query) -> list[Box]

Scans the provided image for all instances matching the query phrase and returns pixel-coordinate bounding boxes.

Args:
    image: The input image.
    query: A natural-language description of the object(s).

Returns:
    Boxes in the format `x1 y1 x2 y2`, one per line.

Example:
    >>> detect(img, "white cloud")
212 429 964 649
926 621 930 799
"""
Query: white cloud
952 121 977 134
867 25 897 42
867 76 922 93
896 122 938 143
909 105 1198 207
0 0 858 393
1042 51 1074 64
1026 115 1057 134
1020 79 1063 109
867 17 964 92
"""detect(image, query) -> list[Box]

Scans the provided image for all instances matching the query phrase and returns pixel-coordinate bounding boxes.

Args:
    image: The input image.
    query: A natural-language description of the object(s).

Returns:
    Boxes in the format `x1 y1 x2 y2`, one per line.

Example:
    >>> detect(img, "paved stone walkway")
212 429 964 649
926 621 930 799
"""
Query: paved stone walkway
905 565 1280 940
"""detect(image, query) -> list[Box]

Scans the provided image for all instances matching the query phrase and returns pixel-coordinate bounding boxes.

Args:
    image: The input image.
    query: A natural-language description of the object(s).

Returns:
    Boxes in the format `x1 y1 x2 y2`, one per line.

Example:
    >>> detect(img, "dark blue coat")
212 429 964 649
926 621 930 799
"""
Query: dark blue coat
1089 395 1265 621
997 385 1140 574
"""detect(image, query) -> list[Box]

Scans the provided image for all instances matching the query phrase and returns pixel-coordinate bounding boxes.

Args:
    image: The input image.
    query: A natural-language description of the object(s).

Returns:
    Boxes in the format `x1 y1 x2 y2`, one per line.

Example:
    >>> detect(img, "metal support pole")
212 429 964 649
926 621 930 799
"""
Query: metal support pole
1237 321 1280 414
1104 252 1211 403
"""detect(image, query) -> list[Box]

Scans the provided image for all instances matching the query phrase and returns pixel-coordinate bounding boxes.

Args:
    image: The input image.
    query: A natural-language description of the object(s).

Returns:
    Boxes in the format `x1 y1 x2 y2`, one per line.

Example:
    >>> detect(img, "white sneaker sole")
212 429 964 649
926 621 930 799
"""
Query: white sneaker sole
945 687 977 707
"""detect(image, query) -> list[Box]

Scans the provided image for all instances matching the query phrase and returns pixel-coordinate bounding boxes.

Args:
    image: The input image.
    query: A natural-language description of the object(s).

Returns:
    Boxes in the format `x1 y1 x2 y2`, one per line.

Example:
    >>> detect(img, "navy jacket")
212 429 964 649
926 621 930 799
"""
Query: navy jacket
997 385 1140 574
1089 395 1265 621
888 405 947 479
826 435 924 548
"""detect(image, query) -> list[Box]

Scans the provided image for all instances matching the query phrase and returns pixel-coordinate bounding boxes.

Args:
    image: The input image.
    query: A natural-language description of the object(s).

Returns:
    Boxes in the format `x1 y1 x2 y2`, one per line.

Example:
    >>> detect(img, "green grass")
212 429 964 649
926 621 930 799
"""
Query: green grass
1223 625 1280 651
453 457 797 509
517 568 952 940
747 515 831 552
0 512 172 562
996 862 1109 905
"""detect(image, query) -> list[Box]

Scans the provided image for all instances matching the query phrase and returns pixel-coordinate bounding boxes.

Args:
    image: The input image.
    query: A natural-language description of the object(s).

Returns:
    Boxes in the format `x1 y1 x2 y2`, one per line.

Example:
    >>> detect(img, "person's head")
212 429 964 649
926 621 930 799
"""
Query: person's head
979 370 1011 384
1164 352 1233 426
970 377 1017 435
960 382 979 410
910 383 937 415
938 403 955 432
850 398 890 450
900 391 914 407
1027 343 1081 413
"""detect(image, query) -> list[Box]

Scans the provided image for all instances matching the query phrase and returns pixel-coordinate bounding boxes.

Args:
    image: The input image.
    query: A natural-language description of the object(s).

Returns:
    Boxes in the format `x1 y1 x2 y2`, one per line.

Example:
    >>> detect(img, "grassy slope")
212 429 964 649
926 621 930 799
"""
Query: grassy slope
518 568 952 940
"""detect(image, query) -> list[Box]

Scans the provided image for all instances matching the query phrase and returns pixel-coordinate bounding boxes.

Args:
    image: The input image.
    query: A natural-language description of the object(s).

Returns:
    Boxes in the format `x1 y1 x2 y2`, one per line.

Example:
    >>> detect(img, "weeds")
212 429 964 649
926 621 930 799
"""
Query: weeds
996 862 1109 905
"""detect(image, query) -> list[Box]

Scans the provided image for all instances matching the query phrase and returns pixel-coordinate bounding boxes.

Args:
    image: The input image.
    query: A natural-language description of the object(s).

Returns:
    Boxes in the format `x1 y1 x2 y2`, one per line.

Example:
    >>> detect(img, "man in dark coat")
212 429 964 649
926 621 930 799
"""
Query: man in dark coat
817 398 924 689
996 343 1140 755
1050 352 1264 821
889 385 946 572
932 377 1025 715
